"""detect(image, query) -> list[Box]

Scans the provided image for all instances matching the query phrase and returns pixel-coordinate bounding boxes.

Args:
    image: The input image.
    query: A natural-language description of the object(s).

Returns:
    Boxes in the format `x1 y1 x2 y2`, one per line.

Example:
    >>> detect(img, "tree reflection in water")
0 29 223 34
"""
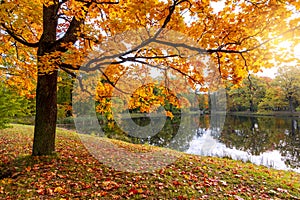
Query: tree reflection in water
189 115 300 172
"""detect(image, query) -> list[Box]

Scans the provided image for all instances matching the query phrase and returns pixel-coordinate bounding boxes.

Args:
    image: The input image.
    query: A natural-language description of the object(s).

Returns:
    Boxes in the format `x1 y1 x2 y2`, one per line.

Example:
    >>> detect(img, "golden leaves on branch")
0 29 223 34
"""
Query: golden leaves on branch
2 0 300 110
0 0 42 42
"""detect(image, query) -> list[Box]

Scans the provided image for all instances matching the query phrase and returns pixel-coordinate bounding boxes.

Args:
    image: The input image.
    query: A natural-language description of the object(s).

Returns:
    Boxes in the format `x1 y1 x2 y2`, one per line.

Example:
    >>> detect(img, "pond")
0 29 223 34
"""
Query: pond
186 114 300 173
60 114 300 173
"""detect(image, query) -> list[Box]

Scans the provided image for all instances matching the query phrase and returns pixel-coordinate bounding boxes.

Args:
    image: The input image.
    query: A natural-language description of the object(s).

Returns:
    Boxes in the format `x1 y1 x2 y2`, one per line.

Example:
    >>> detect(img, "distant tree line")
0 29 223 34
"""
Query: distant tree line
224 65 300 113
1 65 299 129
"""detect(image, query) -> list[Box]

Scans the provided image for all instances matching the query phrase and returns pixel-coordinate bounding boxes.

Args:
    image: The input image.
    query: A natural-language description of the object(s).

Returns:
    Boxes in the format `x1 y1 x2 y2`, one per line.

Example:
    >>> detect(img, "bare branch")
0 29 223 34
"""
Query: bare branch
154 39 209 54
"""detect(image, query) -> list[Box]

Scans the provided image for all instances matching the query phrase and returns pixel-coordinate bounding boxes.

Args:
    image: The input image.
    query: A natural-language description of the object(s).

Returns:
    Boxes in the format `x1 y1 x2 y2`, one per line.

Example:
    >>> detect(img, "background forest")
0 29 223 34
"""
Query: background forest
1 64 300 128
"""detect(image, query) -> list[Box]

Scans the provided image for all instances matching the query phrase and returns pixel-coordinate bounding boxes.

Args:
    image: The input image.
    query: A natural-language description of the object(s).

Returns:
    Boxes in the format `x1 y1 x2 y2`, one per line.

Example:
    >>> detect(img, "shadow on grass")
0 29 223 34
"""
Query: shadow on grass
0 153 59 180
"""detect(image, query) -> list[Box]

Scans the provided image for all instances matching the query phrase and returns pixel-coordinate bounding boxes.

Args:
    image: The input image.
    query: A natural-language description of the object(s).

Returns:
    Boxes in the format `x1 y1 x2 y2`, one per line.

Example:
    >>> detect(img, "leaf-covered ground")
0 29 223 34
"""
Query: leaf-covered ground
0 125 300 199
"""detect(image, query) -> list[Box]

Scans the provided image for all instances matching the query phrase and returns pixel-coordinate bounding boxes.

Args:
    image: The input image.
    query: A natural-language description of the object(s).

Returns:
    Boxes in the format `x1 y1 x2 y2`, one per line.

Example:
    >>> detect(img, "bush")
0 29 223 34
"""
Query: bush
0 87 21 128
0 83 35 128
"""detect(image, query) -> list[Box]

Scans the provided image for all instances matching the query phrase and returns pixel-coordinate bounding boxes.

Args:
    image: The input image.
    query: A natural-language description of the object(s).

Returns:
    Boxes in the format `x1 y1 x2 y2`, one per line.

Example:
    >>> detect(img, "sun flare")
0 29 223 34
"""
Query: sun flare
277 41 300 58
294 43 300 57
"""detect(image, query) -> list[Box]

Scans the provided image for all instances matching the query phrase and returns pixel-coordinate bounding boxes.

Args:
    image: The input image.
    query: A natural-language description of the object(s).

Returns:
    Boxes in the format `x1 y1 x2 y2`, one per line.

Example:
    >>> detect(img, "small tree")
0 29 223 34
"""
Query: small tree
0 83 34 128
226 75 266 112
274 66 300 112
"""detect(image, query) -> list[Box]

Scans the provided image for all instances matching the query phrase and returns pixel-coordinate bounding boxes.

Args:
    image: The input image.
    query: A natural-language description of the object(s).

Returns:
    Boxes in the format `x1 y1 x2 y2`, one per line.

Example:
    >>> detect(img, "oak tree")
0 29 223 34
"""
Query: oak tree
1 0 300 155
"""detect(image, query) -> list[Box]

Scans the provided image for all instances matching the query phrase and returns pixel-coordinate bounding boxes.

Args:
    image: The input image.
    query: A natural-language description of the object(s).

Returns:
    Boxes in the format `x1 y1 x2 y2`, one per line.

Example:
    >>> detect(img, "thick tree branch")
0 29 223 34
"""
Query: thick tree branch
80 0 182 69
75 0 119 4
53 17 85 52
153 0 188 38
59 61 130 95
246 24 300 52
59 62 82 70
154 22 300 55
1 24 39 47
53 1 94 52
215 52 222 78
60 66 77 78
53 0 120 52
82 54 180 71
98 68 131 94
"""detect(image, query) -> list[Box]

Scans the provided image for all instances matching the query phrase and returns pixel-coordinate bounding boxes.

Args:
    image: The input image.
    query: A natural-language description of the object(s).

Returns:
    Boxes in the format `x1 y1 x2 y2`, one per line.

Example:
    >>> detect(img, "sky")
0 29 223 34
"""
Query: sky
210 1 300 79
256 67 278 78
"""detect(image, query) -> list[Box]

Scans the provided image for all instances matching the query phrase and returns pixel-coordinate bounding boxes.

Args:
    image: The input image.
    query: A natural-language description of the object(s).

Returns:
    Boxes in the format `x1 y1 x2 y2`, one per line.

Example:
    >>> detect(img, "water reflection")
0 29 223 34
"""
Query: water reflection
128 114 300 172
217 115 300 172
187 128 300 173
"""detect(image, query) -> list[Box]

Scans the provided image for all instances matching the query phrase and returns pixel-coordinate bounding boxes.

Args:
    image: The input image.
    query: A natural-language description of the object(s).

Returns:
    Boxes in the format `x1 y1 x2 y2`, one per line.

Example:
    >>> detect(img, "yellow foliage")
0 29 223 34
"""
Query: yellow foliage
1 0 300 115
165 110 174 119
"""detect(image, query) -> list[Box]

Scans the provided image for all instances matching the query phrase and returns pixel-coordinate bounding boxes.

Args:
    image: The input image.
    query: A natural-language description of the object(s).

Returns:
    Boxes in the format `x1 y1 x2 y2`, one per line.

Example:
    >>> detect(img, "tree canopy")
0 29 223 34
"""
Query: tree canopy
1 0 300 155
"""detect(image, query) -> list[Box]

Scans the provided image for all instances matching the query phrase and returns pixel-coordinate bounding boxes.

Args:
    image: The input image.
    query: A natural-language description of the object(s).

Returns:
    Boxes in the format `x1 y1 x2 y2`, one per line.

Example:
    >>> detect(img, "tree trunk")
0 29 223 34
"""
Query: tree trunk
32 4 59 156
32 70 58 155
249 99 255 112
288 97 294 112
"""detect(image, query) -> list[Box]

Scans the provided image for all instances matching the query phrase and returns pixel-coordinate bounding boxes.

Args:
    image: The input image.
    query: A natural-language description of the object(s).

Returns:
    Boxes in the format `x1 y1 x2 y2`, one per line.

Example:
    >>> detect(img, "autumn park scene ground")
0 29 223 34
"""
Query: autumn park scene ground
1 0 300 199
1 125 300 199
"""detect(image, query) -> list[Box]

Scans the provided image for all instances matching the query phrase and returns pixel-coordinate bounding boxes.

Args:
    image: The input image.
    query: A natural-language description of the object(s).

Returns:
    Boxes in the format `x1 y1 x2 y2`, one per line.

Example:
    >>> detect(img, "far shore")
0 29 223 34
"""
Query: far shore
228 111 300 118
122 110 300 118
14 110 300 127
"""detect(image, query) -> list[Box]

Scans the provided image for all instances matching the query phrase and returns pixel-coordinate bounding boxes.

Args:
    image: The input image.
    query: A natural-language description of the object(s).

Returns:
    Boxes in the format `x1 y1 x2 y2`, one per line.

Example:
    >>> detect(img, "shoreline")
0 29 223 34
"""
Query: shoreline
227 111 300 118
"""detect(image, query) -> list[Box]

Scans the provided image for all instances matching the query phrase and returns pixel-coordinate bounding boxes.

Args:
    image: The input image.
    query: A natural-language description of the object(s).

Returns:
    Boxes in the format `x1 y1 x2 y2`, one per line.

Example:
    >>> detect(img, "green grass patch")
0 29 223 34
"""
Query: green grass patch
0 124 299 199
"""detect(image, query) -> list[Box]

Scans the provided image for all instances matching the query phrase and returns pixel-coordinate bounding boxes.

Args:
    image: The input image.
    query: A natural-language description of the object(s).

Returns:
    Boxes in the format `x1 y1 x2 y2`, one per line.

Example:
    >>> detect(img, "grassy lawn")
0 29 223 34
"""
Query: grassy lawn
0 125 300 199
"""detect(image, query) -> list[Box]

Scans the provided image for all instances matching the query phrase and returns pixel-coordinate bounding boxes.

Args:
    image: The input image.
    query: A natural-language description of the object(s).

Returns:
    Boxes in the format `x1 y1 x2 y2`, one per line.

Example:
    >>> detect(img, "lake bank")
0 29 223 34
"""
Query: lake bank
108 110 300 119
56 114 300 173
12 112 300 173
1 124 300 199
228 111 300 117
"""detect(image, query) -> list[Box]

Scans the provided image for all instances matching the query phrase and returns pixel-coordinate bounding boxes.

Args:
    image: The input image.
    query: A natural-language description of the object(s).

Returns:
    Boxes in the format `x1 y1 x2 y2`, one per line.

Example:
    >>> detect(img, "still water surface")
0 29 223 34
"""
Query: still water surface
64 114 300 173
